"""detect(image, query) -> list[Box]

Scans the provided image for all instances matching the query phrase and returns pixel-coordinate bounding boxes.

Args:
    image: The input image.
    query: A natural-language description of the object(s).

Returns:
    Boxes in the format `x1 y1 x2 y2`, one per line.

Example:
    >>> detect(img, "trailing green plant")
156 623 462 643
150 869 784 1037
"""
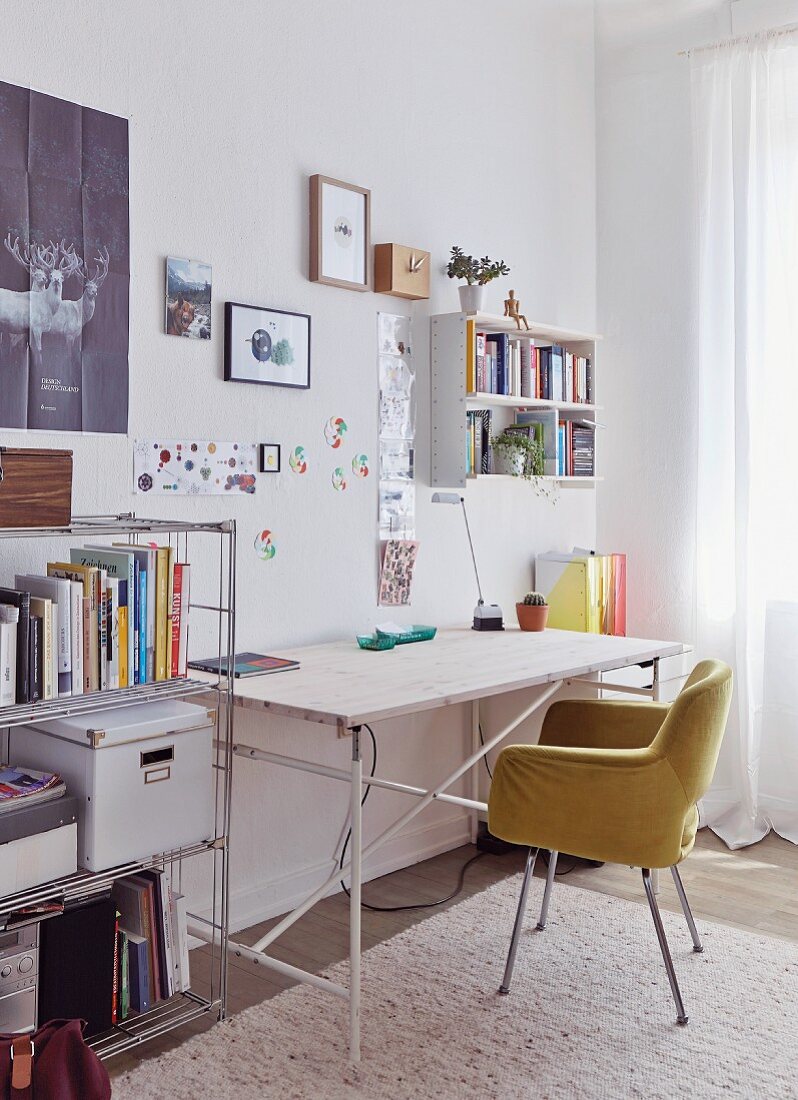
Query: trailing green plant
522 591 547 606
446 246 510 286
490 432 544 479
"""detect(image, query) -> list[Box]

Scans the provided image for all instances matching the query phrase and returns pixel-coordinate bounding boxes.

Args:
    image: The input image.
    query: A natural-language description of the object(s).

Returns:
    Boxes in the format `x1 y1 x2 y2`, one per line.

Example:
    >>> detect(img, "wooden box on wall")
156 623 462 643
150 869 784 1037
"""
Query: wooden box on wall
374 244 430 300
0 448 73 528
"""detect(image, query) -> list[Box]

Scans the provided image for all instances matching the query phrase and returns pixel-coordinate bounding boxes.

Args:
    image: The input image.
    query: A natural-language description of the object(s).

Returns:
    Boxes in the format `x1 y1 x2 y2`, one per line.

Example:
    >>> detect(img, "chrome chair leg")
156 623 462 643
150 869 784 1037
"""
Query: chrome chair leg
499 847 538 995
670 865 703 953
536 850 558 930
642 868 689 1025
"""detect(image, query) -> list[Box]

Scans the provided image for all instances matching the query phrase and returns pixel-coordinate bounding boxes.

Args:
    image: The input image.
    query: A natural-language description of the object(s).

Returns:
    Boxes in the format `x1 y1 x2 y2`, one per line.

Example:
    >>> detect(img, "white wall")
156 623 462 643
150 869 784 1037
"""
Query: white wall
595 0 798 643
2 0 597 927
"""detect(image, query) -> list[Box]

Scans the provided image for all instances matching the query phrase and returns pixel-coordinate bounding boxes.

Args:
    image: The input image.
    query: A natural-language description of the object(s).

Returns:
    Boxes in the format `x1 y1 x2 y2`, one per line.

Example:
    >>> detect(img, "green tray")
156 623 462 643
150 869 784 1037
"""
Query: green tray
375 625 437 645
356 633 397 651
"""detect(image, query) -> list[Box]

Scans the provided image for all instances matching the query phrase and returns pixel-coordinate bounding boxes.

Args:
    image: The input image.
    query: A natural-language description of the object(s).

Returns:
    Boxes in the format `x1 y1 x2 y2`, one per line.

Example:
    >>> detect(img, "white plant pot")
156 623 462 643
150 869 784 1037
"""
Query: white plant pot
493 449 526 477
458 284 485 313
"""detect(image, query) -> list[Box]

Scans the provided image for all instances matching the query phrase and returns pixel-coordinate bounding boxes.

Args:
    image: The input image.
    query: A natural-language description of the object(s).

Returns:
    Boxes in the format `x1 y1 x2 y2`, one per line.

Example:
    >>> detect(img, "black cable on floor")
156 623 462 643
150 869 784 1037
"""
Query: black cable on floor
478 722 493 779
338 724 487 911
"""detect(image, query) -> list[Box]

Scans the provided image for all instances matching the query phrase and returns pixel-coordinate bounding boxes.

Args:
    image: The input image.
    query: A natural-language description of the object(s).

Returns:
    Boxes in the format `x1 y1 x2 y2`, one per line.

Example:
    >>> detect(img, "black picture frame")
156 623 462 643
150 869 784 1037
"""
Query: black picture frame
258 443 281 473
224 302 311 389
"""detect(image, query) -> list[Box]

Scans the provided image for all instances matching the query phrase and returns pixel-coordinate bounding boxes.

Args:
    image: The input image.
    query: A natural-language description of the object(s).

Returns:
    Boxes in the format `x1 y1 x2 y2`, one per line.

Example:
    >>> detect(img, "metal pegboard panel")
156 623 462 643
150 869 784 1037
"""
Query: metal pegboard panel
430 313 467 488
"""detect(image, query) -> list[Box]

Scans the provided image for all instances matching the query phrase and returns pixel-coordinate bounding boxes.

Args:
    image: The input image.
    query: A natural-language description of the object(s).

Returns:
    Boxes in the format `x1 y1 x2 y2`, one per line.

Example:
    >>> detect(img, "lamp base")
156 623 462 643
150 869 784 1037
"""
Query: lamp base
472 603 504 631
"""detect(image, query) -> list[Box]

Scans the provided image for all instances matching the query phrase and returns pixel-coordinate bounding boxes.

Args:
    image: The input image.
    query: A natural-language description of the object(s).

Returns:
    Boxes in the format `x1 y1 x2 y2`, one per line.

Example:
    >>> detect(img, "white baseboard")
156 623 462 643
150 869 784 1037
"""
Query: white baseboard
191 811 472 939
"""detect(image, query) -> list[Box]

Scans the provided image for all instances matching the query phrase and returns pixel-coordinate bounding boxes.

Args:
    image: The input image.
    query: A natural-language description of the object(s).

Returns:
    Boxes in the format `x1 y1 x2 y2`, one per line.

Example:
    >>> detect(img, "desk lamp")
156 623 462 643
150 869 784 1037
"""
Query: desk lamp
431 492 504 630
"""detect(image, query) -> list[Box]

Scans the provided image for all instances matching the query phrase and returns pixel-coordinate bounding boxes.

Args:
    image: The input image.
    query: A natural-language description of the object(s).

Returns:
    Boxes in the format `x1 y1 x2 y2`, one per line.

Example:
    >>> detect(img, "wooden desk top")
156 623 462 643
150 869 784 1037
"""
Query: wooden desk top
218 628 684 734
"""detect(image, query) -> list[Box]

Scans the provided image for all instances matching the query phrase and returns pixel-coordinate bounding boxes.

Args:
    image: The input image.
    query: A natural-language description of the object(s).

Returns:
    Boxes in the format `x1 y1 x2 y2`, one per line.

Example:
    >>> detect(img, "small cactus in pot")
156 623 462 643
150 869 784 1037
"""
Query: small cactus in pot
517 591 549 631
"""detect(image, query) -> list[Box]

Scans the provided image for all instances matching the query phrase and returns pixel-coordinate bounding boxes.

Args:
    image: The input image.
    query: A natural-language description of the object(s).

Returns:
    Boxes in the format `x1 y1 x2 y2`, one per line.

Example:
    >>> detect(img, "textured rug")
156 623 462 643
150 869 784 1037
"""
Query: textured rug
114 875 798 1099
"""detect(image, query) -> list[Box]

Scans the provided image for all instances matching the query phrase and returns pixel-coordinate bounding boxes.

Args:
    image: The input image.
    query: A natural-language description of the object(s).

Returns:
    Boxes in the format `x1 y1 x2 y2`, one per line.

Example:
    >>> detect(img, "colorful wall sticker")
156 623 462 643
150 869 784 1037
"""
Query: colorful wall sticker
351 453 369 478
134 440 258 495
324 416 347 448
253 529 276 560
331 467 347 491
289 445 308 474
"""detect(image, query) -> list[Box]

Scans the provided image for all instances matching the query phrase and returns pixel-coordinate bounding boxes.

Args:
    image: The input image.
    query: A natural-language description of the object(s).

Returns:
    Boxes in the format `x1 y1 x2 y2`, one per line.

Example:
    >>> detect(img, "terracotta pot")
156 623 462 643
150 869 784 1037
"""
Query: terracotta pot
516 603 549 632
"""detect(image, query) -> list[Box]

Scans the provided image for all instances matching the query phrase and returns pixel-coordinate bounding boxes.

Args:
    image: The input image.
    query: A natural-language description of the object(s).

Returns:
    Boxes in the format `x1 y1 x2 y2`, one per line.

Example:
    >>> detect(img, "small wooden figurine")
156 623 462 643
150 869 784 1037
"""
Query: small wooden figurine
504 290 529 331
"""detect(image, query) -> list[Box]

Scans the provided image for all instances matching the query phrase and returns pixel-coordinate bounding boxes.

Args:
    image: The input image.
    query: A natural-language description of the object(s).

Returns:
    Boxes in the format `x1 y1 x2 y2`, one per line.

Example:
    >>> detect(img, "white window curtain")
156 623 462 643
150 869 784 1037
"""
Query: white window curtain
691 28 798 848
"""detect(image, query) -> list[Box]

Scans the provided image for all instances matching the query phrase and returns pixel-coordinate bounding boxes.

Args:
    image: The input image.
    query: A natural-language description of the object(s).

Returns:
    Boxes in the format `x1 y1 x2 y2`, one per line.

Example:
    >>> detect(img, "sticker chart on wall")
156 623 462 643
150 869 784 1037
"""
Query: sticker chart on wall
378 313 415 549
134 440 258 495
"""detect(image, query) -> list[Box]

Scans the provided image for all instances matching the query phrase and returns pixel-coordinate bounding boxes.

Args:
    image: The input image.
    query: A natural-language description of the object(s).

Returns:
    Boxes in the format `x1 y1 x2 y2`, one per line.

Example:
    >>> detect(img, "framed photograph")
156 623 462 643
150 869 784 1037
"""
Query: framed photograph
259 443 281 472
224 302 311 389
166 256 212 339
309 174 370 291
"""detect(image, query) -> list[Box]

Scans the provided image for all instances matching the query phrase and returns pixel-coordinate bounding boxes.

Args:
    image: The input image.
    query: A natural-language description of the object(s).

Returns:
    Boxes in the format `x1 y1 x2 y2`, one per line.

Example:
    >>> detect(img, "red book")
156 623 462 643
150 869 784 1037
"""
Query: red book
170 565 183 679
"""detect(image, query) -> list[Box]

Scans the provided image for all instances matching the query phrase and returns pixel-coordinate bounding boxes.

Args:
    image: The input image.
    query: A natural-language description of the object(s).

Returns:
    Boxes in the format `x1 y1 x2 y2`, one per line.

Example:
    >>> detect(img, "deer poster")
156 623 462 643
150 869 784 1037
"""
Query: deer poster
0 81 129 433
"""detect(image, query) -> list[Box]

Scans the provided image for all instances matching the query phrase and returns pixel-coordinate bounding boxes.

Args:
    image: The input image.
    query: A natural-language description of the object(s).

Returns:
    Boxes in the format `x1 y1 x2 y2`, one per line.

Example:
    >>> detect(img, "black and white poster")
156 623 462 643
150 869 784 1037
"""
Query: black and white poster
0 81 129 433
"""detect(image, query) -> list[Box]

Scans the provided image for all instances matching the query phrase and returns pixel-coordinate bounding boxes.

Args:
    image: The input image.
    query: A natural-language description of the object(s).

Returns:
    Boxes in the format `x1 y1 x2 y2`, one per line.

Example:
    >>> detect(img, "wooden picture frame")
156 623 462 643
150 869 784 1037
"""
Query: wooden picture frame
224 302 311 389
309 174 371 291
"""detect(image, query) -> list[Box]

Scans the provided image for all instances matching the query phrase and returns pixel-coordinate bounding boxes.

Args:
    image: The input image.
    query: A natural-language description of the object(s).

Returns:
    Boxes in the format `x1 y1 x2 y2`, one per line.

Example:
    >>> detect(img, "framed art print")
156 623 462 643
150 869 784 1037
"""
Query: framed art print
224 302 311 388
309 174 371 291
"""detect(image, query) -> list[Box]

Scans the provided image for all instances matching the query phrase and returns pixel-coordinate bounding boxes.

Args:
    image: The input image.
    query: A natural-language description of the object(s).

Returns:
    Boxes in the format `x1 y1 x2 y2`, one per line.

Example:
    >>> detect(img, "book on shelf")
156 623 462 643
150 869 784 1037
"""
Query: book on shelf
111 867 190 1014
0 605 18 708
0 545 192 708
467 331 593 404
15 574 71 698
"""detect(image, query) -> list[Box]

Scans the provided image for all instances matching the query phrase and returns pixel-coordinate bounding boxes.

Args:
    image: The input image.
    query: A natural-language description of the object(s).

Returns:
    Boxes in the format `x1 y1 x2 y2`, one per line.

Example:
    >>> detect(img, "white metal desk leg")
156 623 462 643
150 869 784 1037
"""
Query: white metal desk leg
470 700 480 843
651 659 661 895
349 727 362 1063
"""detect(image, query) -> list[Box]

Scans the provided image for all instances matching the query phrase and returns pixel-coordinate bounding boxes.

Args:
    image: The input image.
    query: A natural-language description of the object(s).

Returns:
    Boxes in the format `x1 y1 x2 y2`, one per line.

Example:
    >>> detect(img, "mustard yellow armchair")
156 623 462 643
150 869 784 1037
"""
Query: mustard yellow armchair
487 659 732 1024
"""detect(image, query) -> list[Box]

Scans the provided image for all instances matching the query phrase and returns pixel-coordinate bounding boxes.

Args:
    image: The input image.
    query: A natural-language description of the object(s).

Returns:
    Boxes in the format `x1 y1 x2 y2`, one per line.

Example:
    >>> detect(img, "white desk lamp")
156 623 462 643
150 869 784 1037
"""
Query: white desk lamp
431 492 504 631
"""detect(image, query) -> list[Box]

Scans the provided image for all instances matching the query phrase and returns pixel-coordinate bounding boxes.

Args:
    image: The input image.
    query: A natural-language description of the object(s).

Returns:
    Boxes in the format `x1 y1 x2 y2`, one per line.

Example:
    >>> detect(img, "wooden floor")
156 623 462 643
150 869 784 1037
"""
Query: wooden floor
109 829 798 1079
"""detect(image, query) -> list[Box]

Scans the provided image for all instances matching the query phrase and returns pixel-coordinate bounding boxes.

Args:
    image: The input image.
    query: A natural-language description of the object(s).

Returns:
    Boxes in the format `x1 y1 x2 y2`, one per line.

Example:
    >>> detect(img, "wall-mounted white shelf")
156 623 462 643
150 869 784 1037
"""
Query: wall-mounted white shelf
467 474 602 485
431 313 601 489
466 392 601 414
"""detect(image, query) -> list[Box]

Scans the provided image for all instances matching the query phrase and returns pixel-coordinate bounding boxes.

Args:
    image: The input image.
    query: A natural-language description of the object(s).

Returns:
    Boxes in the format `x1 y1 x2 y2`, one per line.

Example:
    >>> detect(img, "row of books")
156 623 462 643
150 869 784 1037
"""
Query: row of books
535 550 627 636
111 868 190 1020
0 543 191 706
466 321 593 404
557 421 596 477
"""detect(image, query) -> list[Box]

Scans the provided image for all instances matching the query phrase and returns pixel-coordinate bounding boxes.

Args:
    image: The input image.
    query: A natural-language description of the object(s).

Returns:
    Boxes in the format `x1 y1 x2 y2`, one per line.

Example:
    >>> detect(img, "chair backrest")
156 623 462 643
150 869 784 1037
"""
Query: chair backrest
649 659 733 804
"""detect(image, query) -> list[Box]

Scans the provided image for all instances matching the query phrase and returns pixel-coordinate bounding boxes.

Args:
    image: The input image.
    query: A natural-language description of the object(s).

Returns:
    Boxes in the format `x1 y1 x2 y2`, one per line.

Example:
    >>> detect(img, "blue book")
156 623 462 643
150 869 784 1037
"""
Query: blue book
138 570 147 684
126 932 151 1013
486 333 510 396
551 345 564 402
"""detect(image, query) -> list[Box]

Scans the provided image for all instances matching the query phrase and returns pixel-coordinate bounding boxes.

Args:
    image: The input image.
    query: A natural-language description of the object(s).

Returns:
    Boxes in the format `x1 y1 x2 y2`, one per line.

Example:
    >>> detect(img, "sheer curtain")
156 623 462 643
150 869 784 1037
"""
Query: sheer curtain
691 28 798 848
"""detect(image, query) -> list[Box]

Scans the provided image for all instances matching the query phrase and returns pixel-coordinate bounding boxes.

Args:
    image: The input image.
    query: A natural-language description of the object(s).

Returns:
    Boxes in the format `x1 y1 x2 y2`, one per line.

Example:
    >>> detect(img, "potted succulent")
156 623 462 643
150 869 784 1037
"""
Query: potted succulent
516 591 549 632
490 432 544 480
446 246 510 313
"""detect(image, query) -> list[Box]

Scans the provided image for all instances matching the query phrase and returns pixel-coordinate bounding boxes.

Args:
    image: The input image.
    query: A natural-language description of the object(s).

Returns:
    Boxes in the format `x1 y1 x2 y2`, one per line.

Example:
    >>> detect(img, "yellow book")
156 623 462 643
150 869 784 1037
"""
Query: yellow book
466 319 476 393
118 605 128 689
154 546 172 681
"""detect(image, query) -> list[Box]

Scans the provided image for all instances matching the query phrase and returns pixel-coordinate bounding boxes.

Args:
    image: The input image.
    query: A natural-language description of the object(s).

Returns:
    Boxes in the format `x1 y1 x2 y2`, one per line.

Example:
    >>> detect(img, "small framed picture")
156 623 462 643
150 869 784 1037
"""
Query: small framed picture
309 174 371 292
259 444 281 472
165 256 212 339
224 302 311 389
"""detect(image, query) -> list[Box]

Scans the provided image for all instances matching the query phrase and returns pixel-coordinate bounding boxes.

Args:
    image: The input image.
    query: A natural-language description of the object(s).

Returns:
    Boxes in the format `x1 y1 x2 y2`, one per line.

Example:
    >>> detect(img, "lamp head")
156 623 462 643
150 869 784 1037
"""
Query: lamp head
431 492 463 505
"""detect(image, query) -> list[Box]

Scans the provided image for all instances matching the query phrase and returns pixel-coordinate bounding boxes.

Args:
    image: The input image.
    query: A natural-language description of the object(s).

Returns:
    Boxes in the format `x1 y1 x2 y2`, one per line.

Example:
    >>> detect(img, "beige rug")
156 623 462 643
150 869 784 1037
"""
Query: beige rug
114 875 798 1099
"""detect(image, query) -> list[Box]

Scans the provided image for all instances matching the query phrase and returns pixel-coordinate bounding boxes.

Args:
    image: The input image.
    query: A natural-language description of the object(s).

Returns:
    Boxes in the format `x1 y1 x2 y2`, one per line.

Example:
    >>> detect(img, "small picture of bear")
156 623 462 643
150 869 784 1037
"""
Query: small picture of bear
165 256 211 339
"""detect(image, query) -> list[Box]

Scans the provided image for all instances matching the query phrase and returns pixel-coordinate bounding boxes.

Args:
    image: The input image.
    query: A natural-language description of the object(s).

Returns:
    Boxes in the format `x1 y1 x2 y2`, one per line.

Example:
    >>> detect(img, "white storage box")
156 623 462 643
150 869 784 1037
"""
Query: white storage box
10 700 215 872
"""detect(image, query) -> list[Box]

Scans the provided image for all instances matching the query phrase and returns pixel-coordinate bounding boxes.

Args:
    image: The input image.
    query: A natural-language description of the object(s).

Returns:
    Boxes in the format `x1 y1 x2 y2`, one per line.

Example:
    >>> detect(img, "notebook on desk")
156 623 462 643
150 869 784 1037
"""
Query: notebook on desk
187 652 300 678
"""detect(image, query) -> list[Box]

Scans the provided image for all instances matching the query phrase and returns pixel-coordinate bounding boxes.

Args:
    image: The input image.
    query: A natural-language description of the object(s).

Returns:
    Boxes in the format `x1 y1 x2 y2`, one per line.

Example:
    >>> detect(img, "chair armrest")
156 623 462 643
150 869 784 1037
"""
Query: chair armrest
488 742 688 867
539 699 670 750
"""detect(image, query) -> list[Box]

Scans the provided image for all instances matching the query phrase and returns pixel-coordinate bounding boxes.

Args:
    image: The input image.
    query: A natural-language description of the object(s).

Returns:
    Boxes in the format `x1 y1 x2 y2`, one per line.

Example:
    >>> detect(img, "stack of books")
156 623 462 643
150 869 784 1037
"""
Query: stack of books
0 544 191 706
0 765 65 811
557 420 596 477
466 321 593 403
111 868 190 1021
